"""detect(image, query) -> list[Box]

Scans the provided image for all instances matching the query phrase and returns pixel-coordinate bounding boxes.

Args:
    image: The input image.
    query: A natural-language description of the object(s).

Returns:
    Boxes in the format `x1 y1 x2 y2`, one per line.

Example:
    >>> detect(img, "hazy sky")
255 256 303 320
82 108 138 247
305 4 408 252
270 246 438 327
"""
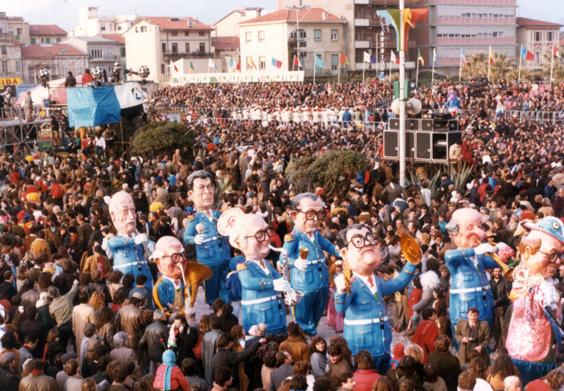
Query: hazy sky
4 0 563 31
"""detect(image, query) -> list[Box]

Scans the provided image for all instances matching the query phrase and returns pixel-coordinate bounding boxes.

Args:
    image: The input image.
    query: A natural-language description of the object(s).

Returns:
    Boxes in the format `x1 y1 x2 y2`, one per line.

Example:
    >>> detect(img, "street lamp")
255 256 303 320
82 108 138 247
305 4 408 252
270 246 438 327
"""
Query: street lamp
398 0 407 187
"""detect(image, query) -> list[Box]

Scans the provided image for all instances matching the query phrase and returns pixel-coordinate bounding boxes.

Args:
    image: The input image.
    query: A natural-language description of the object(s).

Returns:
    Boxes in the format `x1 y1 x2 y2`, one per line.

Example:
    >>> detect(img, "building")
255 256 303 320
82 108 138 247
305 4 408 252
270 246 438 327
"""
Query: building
239 8 346 76
29 25 67 45
21 44 88 83
211 36 240 71
0 13 26 80
213 7 263 37
517 17 562 69
71 6 135 37
65 36 124 75
123 16 215 82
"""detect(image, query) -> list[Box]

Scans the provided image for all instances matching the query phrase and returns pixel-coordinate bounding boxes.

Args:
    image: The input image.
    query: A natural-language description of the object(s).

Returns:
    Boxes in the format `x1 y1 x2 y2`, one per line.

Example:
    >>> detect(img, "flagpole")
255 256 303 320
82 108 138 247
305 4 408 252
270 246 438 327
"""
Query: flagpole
388 60 392 81
550 44 555 84
415 56 419 87
431 55 435 87
362 59 366 85
398 0 406 187
338 55 341 84
458 49 463 83
518 44 523 83
313 53 317 84
487 46 492 81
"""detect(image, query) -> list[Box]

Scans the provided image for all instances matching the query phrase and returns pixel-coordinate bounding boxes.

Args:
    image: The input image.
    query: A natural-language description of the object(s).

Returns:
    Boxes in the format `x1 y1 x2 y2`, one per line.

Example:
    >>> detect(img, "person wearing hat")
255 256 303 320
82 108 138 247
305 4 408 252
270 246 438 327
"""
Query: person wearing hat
0 351 19 389
153 350 189 391
505 216 563 384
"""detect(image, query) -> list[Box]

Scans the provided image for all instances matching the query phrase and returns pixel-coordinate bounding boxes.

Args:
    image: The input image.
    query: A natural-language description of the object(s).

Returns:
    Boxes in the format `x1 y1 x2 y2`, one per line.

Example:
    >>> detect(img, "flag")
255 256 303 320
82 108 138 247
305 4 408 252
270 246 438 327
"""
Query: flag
314 54 325 69
520 45 528 59
432 48 437 64
525 50 535 61
271 57 283 68
228 57 235 70
236 61 241 71
417 49 424 66
488 46 493 64
339 52 349 65
390 50 398 64
172 61 179 72
553 43 561 59
247 57 257 70
370 55 377 65
189 62 195 73
363 51 371 63
292 54 301 69
460 49 466 64
208 58 216 69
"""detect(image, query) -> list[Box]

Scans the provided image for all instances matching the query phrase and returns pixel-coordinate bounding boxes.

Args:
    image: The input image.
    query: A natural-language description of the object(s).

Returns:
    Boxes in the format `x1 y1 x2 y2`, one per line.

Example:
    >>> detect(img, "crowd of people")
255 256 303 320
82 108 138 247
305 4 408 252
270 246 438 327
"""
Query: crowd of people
0 79 562 391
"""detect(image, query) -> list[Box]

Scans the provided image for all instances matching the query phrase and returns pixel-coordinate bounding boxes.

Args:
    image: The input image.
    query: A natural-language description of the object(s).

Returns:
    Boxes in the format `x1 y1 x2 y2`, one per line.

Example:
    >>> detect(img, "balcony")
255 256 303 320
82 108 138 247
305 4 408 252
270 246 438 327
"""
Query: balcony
355 18 370 27
355 40 371 49
163 51 213 59
429 0 516 5
436 15 515 26
435 36 514 46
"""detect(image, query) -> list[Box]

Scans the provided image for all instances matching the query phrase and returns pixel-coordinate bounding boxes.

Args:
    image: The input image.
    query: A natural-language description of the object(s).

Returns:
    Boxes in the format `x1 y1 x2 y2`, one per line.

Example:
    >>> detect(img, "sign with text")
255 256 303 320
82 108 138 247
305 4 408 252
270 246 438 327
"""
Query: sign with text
0 77 22 87
171 71 305 84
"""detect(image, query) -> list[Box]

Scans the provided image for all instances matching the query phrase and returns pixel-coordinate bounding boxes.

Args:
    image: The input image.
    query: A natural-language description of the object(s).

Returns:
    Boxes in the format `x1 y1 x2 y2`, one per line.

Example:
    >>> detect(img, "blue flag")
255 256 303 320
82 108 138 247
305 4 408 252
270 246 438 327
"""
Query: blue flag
520 45 527 59
314 54 325 69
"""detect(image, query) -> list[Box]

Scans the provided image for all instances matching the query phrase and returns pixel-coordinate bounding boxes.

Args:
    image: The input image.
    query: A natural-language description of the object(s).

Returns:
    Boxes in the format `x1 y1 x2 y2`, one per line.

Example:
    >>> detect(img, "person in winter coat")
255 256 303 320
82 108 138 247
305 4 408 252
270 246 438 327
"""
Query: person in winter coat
18 359 58 391
139 310 169 374
153 350 189 391
352 350 381 391
279 322 310 363
428 336 460 391
0 352 19 390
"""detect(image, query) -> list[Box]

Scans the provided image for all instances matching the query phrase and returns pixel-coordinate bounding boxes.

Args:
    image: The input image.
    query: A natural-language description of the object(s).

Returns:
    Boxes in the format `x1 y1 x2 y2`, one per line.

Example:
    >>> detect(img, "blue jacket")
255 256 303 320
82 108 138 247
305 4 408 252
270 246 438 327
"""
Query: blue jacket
238 259 286 334
281 230 339 292
153 277 185 313
335 262 417 357
445 248 497 326
107 236 153 289
182 211 231 265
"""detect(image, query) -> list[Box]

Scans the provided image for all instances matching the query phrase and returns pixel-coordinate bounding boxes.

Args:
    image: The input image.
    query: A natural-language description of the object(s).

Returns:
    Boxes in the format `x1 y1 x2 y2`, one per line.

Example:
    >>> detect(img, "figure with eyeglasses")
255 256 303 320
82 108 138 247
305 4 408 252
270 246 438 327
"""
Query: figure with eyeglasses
280 193 340 335
152 236 188 317
219 208 291 335
183 170 231 305
334 224 417 374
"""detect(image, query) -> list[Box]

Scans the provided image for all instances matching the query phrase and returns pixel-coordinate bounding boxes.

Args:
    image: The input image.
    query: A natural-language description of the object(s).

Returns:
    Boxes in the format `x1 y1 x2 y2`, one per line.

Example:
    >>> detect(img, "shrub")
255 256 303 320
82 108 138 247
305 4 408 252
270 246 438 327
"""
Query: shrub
131 122 194 158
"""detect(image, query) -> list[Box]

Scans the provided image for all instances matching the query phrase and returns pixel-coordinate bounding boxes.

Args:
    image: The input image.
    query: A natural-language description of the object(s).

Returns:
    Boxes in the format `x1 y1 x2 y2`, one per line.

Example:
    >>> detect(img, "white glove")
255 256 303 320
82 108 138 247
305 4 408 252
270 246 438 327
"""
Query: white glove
194 234 205 245
273 278 291 292
474 243 496 256
294 258 308 272
134 234 148 245
334 273 347 294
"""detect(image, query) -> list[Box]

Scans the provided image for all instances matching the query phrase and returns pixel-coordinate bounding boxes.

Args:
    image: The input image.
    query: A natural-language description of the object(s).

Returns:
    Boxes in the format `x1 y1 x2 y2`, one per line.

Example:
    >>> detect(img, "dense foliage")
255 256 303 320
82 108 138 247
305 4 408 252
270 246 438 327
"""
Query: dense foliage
131 122 195 158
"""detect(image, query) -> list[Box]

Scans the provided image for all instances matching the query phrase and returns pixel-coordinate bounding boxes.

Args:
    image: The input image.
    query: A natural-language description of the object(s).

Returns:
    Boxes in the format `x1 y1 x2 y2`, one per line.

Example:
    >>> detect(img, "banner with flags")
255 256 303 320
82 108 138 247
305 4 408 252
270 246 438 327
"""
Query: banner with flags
363 51 371 63
314 54 325 69
271 57 283 69
417 49 424 66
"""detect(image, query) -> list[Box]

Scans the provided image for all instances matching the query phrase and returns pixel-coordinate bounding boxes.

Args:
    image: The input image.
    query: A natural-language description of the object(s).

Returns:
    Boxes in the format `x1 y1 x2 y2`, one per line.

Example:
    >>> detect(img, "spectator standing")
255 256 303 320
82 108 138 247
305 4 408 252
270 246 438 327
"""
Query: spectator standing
352 350 381 391
428 336 461 391
455 308 490 365
153 350 190 391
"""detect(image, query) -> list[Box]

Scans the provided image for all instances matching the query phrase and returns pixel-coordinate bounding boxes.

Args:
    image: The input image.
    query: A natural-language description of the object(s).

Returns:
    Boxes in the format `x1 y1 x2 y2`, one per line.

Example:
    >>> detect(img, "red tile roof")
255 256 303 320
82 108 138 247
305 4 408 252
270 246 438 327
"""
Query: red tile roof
212 36 239 52
241 8 344 25
516 17 562 29
101 34 125 44
144 16 213 31
22 44 86 59
29 24 67 36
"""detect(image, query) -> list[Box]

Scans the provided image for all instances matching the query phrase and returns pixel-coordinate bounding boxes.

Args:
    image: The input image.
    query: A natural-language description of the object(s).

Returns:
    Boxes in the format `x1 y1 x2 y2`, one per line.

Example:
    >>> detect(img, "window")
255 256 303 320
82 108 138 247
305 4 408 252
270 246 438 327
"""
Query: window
171 30 178 36
162 42 166 53
258 30 265 42
1 61 6 73
1 46 6 55
534 31 542 42
90 49 102 58
140 26 147 33
45 37 51 44
535 51 540 66
259 56 266 69
314 29 321 42
171 42 178 53
56 38 61 43
298 29 306 39
199 42 205 53
16 28 22 35
331 29 338 41
120 47 126 57
185 31 189 36
185 42 190 52
100 25 106 31
199 31 205 36
15 60 20 72
161 63 165 74
135 27 138 33
547 31 553 41
245 31 252 43
331 53 339 70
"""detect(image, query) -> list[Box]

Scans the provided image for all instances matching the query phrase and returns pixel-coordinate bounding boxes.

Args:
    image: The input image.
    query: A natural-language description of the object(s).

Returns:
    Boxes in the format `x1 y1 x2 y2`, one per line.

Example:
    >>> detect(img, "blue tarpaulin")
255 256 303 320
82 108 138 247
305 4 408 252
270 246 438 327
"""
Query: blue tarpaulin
67 86 121 128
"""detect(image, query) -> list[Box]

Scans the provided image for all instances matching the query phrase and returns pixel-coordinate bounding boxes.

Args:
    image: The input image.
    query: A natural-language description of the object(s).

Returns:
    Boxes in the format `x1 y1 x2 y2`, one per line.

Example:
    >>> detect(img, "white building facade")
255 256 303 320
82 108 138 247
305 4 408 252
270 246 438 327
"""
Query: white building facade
516 17 561 69
72 7 135 37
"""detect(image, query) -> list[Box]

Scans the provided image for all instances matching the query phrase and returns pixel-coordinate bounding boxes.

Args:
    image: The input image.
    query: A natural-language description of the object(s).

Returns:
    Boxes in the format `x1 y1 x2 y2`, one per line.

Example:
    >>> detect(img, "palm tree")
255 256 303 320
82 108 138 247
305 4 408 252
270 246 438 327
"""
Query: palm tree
461 53 488 80
461 53 517 82
491 53 517 82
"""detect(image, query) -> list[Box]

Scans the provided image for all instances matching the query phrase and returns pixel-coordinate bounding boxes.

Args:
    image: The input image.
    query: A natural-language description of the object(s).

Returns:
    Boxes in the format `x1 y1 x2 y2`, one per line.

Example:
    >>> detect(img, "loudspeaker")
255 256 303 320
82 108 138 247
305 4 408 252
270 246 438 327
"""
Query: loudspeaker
388 118 400 130
407 131 415 159
383 131 398 158
416 132 431 160
432 133 448 160
407 118 420 131
421 119 433 131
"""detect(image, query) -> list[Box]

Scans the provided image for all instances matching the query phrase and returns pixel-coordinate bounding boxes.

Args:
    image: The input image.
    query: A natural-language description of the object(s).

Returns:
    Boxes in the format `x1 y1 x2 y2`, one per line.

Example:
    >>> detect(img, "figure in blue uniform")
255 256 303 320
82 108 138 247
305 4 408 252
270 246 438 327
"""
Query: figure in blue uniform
183 171 231 305
445 208 499 330
218 208 291 336
280 193 340 336
334 224 417 374
107 191 153 292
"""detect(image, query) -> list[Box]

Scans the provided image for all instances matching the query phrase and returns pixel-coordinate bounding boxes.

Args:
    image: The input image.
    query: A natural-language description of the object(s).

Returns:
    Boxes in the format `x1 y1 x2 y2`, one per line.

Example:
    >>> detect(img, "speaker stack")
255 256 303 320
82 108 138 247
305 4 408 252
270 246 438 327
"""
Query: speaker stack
383 116 462 163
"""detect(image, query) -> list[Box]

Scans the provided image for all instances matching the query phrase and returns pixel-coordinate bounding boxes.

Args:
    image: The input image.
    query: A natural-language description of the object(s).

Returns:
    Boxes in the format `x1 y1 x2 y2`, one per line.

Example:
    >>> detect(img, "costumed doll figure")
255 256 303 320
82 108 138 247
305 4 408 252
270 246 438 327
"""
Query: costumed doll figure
183 170 231 305
334 224 418 374
218 208 291 335
445 208 500 329
505 217 563 384
279 192 340 336
107 191 153 291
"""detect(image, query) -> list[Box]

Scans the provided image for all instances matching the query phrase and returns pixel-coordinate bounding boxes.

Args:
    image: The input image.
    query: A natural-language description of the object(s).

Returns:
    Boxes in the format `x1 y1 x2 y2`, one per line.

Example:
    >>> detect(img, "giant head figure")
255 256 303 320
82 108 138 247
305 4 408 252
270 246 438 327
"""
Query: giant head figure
338 224 382 277
518 216 563 279
151 236 186 280
109 191 137 237
446 208 486 249
187 170 216 211
218 208 271 260
291 193 326 234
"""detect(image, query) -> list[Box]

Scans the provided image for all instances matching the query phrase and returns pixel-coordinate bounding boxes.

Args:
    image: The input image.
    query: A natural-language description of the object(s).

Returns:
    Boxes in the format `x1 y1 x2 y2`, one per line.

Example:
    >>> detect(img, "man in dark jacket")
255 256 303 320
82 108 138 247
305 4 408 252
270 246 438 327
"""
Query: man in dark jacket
0 352 19 389
428 335 461 391
139 310 169 374
65 71 77 87
490 267 511 344
269 350 294 391
209 333 262 388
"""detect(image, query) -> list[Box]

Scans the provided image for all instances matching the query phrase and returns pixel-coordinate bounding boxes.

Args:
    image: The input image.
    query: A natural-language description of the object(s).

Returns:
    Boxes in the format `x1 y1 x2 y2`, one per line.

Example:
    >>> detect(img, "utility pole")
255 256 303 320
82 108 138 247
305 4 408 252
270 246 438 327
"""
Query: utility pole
398 0 407 187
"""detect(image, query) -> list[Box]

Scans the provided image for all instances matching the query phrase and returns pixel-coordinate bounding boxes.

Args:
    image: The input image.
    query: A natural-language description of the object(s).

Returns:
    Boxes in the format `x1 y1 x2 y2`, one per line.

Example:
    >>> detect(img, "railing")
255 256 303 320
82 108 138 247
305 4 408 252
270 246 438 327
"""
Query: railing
435 36 514 45
437 16 515 25
503 110 562 124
